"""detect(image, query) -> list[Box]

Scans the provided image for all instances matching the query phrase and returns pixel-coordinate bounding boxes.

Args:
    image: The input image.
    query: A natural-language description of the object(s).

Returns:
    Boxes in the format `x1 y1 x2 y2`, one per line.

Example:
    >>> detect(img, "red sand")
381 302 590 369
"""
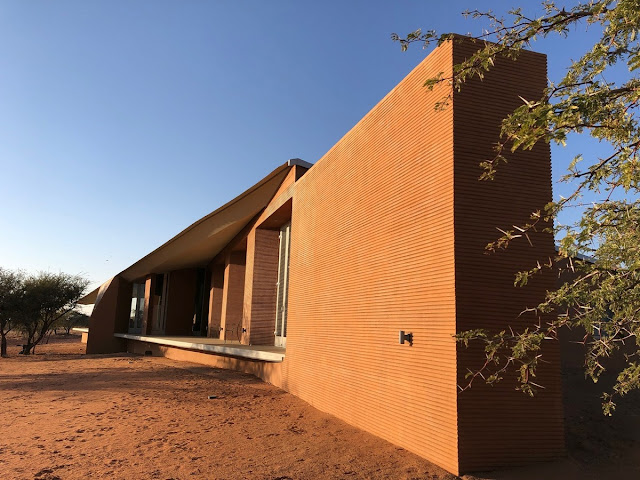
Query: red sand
1 334 640 480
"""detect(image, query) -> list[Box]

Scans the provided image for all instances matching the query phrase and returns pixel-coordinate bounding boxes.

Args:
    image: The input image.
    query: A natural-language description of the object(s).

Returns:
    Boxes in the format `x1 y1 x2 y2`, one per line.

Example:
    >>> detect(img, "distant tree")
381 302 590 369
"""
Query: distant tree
53 310 89 335
393 0 640 413
19 272 88 355
0 268 24 357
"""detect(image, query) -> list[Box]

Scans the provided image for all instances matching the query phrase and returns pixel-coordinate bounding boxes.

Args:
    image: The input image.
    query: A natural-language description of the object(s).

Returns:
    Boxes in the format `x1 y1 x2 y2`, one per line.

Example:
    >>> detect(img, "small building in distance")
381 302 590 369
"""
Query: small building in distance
80 36 564 475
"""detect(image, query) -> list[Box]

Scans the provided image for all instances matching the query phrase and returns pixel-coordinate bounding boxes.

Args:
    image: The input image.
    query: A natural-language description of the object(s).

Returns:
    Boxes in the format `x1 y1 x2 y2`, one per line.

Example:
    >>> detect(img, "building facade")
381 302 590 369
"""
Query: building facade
82 37 564 475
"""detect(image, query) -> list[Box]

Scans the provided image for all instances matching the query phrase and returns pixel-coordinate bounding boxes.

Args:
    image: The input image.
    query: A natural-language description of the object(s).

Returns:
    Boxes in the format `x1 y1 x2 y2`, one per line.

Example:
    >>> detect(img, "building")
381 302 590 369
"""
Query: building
81 37 564 475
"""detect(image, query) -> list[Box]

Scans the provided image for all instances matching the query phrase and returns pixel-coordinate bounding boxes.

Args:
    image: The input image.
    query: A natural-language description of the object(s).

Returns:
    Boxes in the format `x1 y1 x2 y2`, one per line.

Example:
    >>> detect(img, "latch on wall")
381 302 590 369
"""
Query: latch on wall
399 331 413 346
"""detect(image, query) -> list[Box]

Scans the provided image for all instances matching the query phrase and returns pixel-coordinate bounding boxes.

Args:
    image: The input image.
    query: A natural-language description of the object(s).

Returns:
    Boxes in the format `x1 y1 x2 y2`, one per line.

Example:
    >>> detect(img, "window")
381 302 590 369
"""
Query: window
275 222 291 347
129 283 145 334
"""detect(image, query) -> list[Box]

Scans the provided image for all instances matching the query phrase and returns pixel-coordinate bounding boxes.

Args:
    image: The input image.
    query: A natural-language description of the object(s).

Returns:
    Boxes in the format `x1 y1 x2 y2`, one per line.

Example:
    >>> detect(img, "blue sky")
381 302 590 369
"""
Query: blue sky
0 1 608 292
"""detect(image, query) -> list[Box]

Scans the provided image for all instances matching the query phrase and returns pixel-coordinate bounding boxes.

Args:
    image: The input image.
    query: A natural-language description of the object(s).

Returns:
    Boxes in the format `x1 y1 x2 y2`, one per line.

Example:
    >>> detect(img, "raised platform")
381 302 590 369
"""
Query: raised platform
72 327 89 343
114 333 286 362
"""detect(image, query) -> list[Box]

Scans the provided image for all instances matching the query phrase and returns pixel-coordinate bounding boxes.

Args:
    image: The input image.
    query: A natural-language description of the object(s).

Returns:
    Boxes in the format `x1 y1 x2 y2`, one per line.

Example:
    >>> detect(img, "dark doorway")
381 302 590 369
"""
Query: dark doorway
192 268 209 336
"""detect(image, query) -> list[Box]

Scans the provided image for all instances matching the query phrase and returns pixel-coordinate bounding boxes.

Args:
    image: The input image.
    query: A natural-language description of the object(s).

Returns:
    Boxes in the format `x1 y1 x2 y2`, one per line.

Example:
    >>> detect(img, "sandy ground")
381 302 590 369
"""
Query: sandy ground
1 334 640 480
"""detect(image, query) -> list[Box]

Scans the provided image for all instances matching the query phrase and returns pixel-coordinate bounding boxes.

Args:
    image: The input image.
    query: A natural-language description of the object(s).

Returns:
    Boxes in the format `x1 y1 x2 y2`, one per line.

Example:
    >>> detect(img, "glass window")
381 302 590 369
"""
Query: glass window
129 283 145 333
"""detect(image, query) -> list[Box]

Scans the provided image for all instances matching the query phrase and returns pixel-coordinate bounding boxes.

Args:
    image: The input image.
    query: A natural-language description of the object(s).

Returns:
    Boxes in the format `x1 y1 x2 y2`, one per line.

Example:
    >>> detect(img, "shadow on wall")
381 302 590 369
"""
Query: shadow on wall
469 365 640 480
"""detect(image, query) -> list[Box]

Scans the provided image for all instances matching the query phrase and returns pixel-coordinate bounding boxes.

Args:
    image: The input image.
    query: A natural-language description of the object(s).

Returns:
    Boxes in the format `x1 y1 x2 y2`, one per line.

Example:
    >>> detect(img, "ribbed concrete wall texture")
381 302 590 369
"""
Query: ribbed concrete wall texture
244 228 281 345
285 41 459 472
452 41 564 472
280 38 562 474
221 252 246 342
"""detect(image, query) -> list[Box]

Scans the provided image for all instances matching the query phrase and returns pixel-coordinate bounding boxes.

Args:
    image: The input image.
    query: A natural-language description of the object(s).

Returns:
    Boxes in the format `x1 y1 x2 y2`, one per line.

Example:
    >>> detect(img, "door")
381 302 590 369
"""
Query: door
274 222 291 347
192 268 208 337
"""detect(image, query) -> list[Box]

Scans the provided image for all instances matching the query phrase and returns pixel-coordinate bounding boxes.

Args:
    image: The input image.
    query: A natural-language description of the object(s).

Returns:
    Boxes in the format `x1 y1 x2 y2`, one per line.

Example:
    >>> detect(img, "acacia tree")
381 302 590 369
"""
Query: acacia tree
0 268 24 357
394 0 640 413
53 311 89 335
19 272 88 355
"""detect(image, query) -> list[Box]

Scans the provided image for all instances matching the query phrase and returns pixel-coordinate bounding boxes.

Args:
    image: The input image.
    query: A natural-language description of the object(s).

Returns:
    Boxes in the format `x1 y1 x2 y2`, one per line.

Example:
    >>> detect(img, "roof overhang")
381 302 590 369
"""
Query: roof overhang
79 161 303 304
79 286 100 305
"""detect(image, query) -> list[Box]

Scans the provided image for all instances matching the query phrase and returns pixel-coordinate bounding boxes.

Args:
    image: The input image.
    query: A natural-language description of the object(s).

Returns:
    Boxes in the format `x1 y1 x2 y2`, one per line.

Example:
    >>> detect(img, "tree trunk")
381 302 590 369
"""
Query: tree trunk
22 328 37 355
1 333 7 357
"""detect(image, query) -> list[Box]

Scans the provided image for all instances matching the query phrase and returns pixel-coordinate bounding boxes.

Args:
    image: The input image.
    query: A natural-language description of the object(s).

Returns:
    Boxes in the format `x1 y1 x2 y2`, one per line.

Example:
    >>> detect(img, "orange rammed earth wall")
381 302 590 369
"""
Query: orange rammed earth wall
268 166 300 203
269 38 563 475
243 228 281 345
86 277 131 354
241 167 300 346
221 251 246 342
283 42 459 472
452 40 564 471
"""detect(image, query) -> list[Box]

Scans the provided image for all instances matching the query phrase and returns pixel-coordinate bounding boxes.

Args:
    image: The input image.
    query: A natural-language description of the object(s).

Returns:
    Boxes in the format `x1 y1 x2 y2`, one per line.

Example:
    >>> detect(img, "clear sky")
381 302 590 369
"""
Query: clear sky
0 0 607 292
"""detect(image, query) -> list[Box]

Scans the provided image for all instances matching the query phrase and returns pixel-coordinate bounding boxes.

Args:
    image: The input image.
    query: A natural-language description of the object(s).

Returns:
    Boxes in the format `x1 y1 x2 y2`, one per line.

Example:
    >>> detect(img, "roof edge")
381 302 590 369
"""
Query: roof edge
288 158 314 169
116 162 293 281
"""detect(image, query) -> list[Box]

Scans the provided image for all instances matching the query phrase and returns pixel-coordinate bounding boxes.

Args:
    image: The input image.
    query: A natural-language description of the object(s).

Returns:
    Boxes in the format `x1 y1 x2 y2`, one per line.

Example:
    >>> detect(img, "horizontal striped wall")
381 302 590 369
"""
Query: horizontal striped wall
244 228 280 345
451 39 564 472
283 42 460 474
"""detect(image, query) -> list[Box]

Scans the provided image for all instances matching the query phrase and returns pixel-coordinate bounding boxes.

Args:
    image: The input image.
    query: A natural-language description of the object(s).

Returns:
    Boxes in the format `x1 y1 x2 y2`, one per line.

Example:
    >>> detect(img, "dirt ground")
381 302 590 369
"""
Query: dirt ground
1 335 640 480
